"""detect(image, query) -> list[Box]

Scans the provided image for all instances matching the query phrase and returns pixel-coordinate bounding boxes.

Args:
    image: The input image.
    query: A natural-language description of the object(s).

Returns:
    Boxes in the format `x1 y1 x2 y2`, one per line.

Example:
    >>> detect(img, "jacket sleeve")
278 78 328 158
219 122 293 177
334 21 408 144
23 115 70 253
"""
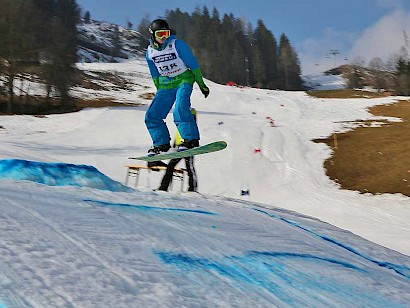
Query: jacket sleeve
175 40 207 89
146 49 160 88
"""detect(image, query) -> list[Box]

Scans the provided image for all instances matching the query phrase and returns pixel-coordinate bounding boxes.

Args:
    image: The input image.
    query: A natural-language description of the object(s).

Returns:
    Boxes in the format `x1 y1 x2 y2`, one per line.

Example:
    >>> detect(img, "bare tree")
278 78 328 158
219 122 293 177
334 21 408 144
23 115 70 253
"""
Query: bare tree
0 0 40 113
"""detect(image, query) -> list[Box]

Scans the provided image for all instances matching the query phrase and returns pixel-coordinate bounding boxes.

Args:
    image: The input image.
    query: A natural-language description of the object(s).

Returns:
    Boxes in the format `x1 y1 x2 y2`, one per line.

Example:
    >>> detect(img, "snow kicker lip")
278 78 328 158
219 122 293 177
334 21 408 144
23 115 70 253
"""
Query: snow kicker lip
0 159 132 192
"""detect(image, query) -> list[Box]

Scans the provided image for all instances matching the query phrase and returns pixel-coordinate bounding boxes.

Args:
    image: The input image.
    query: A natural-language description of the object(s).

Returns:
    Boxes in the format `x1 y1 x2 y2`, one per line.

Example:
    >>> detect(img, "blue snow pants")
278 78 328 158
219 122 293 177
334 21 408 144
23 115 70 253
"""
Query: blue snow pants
145 82 200 146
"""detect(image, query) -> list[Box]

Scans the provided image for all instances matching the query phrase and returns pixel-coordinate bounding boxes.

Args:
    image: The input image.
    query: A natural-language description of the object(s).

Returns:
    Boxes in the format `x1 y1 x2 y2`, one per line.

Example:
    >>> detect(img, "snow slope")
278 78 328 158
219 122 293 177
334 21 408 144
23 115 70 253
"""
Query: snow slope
303 73 346 90
1 174 410 307
0 60 410 306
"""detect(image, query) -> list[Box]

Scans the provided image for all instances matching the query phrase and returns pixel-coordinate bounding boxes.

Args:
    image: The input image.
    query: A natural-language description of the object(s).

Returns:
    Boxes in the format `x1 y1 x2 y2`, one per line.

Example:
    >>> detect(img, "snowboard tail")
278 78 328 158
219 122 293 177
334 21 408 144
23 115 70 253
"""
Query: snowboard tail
129 141 227 162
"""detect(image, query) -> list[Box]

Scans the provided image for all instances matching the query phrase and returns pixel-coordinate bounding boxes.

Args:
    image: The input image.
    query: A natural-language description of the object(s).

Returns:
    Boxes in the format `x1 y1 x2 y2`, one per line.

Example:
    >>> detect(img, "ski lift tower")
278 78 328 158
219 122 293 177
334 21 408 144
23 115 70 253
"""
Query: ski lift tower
244 56 250 87
328 49 340 68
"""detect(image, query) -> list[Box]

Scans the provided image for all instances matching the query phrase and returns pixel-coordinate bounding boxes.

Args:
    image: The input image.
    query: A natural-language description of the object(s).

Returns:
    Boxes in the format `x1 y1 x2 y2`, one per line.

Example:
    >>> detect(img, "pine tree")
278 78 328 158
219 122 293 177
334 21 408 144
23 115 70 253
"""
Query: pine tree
188 6 208 60
395 59 410 95
204 7 221 80
231 40 246 85
243 22 255 86
253 20 278 88
165 8 191 40
84 11 91 24
136 15 151 52
32 0 57 101
277 34 303 90
111 25 122 58
347 68 363 89
32 0 54 42
47 0 80 105
190 6 212 76
251 48 265 88
219 14 237 82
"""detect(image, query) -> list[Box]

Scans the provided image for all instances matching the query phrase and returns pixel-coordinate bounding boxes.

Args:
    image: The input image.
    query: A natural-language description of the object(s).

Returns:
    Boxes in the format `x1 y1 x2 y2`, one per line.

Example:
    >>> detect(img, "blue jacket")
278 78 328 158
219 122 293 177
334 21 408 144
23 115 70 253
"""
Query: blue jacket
146 35 207 90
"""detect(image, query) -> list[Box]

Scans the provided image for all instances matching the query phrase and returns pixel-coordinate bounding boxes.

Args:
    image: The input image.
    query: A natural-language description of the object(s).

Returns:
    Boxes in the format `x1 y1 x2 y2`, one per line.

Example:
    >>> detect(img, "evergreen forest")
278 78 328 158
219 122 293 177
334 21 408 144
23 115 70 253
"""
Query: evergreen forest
163 7 304 90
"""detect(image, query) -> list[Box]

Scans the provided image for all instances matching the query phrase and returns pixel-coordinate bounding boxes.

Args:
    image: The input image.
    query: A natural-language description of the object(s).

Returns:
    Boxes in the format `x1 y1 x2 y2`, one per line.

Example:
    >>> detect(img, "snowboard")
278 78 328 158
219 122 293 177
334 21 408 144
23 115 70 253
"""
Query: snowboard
129 141 227 162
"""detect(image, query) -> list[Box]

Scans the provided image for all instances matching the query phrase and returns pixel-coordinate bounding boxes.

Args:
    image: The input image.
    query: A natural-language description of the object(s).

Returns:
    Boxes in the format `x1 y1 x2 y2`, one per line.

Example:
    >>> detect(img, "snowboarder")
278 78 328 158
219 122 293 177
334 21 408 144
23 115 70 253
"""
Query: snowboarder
158 108 198 192
145 19 210 156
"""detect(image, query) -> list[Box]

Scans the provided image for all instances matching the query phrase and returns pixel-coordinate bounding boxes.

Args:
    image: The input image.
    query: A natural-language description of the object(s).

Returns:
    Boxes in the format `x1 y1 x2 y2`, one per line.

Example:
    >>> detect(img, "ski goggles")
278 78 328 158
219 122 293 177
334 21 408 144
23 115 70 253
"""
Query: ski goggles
154 29 170 39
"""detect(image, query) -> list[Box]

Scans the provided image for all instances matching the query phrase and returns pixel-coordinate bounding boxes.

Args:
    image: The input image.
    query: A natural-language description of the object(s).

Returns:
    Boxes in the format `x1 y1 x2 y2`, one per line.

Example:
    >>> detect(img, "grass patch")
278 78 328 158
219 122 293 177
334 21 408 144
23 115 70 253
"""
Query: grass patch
307 89 389 99
79 71 135 91
0 96 140 115
315 100 410 196
0 68 147 115
75 98 140 108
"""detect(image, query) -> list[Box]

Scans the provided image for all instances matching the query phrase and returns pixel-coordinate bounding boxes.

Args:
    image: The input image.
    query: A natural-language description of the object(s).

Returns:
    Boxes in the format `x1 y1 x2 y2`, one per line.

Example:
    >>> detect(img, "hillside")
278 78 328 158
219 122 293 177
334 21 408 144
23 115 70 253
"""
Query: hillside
326 64 396 91
77 20 396 91
77 19 144 63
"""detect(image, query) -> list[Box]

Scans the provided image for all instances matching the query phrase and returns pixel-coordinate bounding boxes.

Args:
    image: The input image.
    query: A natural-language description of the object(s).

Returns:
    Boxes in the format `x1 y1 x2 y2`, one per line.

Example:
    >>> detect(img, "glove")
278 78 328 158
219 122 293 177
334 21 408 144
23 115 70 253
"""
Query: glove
200 86 210 98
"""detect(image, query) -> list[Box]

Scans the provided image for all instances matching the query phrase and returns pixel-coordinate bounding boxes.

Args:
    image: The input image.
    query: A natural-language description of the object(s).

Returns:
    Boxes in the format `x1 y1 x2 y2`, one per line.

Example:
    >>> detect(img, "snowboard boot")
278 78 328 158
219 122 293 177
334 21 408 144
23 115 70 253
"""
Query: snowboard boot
177 139 199 152
147 161 168 170
147 143 171 157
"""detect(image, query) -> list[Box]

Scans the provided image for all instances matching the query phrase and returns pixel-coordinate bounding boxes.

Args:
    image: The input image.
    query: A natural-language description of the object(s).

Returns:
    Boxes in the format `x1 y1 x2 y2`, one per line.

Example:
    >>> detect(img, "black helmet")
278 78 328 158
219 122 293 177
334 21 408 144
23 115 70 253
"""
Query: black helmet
149 19 169 36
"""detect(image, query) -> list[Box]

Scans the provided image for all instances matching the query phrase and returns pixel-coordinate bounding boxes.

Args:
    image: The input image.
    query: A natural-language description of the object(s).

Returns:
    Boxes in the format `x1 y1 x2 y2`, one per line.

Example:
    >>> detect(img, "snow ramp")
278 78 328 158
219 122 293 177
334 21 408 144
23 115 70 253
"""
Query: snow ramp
0 182 410 306
0 159 131 192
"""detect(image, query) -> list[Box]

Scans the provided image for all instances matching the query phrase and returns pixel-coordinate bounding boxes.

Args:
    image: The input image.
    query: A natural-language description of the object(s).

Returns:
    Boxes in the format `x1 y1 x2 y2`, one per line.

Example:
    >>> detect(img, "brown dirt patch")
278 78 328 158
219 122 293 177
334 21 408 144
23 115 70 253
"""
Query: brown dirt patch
315 100 410 196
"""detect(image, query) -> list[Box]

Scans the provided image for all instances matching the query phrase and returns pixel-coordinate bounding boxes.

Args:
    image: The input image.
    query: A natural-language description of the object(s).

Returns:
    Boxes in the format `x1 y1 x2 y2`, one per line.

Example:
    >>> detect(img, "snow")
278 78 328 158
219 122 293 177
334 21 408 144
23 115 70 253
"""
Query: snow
0 60 410 306
77 20 142 63
73 60 152 103
303 73 346 90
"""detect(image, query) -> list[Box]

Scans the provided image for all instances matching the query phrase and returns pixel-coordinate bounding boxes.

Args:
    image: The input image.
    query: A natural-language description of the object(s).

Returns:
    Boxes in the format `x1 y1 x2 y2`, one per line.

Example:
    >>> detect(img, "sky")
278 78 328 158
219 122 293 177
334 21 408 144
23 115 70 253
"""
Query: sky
1 60 410 306
76 0 410 75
